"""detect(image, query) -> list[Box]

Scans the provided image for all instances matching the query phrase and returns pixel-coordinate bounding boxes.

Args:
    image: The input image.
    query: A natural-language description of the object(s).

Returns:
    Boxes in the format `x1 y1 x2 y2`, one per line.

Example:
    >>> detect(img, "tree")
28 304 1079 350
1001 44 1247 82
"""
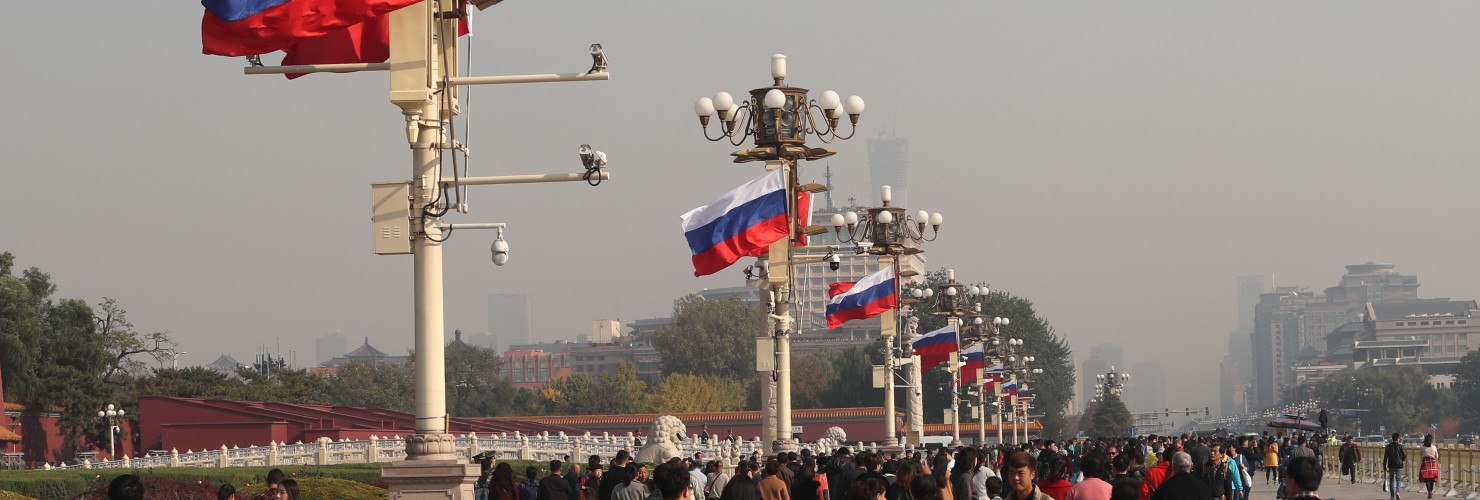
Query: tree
908 269 1076 438
1088 394 1133 439
542 373 599 415
653 295 764 377
0 252 48 403
646 374 746 413
324 361 414 411
94 298 176 385
445 339 508 417
131 367 240 399
235 367 332 405
1316 366 1448 434
1456 351 1480 432
597 362 648 414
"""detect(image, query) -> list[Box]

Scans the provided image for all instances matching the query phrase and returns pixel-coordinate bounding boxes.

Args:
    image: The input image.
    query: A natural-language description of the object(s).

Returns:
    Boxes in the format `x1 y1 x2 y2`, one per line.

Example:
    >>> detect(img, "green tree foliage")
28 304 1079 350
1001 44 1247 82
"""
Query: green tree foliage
1455 350 1480 432
0 252 48 403
908 269 1075 438
323 361 413 411
646 374 746 413
1087 393 1133 438
236 367 333 405
444 339 512 417
537 362 648 415
653 296 764 377
1315 366 1450 435
130 367 240 399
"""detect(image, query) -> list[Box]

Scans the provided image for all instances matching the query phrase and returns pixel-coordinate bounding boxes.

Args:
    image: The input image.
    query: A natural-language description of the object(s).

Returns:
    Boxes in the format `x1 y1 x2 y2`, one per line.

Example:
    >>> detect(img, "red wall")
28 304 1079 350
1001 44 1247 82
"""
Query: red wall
1 410 134 467
162 421 290 452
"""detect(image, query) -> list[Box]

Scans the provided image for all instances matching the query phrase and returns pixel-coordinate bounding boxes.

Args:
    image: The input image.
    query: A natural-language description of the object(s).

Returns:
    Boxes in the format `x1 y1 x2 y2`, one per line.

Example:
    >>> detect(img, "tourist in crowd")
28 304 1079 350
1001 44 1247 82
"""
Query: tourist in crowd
657 462 696 500
707 461 732 500
1282 456 1322 500
488 462 517 500
794 458 825 500
279 479 301 500
1035 457 1072 500
972 451 997 500
1338 436 1360 485
543 460 577 500
1150 453 1208 500
723 461 761 500
604 451 635 500
1002 452 1051 500
950 448 977 500
760 458 791 500
1064 454 1110 500
911 474 944 500
1226 445 1249 500
984 477 1004 500
218 484 238 500
1202 442 1231 500
1420 434 1440 499
1263 440 1280 486
616 463 652 500
256 469 286 500
888 460 919 500
1385 433 1408 500
846 478 888 500
108 474 145 500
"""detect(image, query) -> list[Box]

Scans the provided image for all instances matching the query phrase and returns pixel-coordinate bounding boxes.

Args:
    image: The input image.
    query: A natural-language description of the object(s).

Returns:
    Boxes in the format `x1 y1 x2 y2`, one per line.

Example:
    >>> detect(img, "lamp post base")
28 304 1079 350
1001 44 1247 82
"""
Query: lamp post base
878 438 904 455
771 439 798 454
381 458 479 499
404 433 460 461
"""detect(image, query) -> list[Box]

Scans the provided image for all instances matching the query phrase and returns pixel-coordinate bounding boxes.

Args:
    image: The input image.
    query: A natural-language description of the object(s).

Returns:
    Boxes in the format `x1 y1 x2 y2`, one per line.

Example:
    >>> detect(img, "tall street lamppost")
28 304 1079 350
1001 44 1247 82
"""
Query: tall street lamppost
1095 366 1131 400
830 185 942 451
97 404 124 460
1003 338 1039 445
693 54 865 453
907 270 983 447
962 309 1009 445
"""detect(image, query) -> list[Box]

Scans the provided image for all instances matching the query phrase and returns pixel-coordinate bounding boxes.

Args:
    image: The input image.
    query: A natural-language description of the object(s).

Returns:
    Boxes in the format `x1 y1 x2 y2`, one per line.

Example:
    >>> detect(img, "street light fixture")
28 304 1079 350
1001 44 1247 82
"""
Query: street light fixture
822 185 942 451
97 404 124 460
692 54 865 454
904 269 986 447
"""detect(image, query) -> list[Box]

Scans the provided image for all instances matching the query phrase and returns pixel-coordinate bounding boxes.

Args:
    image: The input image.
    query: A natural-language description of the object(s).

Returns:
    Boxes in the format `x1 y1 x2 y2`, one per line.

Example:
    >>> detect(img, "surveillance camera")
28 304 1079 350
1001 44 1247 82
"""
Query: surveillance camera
915 389 923 396
579 144 595 168
595 151 607 168
828 253 840 271
491 237 509 266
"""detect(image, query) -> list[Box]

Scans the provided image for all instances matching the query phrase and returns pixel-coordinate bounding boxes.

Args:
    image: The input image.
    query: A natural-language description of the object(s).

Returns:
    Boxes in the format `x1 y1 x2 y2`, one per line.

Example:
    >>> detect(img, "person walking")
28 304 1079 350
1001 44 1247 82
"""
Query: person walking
542 461 577 500
1419 435 1439 499
1151 452 1211 500
1384 433 1408 500
1338 436 1361 485
1282 456 1323 500
1263 441 1280 486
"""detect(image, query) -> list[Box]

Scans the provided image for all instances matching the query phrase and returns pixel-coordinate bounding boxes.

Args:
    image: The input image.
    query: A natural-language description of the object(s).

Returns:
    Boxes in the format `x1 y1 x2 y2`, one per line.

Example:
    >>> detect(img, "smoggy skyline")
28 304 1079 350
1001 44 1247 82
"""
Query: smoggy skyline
4 2 1480 414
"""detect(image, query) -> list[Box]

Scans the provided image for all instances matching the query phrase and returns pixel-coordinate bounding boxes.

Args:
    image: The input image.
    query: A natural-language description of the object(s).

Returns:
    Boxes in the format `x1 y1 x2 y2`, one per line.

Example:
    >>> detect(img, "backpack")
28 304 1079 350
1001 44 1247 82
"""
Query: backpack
521 479 541 500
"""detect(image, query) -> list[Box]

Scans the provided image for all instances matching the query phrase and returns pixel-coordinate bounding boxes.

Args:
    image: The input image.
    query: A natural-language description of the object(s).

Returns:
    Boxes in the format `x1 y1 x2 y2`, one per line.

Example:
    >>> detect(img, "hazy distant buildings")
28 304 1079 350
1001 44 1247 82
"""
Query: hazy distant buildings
867 131 909 210
1126 362 1166 413
488 293 533 345
1250 263 1419 408
1079 343 1124 411
314 333 346 365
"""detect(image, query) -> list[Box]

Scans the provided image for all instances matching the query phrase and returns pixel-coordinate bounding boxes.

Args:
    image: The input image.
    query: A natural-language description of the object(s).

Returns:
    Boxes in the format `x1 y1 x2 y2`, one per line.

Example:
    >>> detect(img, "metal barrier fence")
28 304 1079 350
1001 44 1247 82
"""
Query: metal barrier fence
1321 443 1480 498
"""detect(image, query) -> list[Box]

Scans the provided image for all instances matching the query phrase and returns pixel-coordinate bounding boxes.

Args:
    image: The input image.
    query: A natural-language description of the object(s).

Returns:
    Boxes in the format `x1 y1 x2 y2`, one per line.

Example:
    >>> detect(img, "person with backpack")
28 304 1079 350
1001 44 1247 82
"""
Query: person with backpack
522 467 544 500
1384 433 1408 500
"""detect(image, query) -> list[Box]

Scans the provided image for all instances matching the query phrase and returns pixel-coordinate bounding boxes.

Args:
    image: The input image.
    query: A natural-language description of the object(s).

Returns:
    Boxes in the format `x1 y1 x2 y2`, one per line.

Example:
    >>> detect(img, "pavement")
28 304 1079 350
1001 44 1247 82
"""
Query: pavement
1244 475 1477 500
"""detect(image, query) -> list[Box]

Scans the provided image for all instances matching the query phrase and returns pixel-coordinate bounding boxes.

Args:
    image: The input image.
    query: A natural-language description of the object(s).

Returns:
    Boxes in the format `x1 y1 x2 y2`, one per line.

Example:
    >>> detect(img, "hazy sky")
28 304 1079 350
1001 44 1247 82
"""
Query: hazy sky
4 2 1480 417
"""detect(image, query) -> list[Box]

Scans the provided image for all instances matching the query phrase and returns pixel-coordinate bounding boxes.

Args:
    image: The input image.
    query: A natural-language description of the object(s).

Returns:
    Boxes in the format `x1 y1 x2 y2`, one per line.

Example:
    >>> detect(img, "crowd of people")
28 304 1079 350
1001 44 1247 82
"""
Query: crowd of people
103 467 299 499
473 433 1337 500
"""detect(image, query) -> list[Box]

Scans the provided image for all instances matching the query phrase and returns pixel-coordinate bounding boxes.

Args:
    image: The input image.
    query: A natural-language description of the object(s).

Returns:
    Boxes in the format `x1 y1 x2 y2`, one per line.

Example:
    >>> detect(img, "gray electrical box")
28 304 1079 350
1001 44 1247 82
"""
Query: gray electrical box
755 337 775 372
371 181 413 255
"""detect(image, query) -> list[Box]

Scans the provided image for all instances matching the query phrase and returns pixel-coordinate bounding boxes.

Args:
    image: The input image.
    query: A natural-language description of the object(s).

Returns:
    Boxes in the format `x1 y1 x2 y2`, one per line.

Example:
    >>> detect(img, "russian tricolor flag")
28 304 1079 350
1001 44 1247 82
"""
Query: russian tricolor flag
910 324 958 371
982 365 1004 392
680 169 791 277
1000 379 1019 401
958 344 985 386
824 266 897 329
202 0 422 57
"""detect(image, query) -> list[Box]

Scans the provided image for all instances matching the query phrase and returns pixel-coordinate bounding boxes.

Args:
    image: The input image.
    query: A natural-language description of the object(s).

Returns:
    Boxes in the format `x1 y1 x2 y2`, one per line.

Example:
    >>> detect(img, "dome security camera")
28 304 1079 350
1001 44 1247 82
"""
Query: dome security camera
491 236 509 266
828 253 840 271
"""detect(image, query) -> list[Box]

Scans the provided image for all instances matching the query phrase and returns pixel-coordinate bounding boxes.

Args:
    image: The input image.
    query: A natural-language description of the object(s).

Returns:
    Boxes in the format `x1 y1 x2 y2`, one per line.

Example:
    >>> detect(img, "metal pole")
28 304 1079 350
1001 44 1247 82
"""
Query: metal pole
996 383 1004 446
770 160 796 453
949 316 962 447
880 257 899 450
978 378 987 446
409 97 453 459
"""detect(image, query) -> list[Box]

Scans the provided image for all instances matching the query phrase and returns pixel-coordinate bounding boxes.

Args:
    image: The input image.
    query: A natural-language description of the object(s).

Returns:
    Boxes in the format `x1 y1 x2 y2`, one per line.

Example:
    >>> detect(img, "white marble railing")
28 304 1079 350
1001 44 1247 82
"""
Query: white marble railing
42 431 834 471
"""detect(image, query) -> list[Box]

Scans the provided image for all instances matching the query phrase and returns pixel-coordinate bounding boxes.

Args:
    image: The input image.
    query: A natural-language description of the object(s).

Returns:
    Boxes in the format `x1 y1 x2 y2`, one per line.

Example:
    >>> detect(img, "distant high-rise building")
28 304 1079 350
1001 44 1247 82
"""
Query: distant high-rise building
314 333 346 365
1079 343 1124 411
488 293 533 344
1250 263 1419 408
1219 354 1246 416
867 131 909 210
1238 275 1270 332
1126 362 1166 414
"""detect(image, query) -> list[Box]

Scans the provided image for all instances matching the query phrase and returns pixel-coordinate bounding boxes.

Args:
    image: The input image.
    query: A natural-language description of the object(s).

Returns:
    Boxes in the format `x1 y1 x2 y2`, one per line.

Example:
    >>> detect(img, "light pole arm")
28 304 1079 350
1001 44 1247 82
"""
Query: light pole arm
441 171 610 186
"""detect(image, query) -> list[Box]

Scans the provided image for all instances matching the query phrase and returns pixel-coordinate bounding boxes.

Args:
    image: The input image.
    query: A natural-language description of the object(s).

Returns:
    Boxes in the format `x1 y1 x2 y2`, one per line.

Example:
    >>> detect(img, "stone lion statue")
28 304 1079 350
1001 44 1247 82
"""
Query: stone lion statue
635 415 687 463
815 426 847 453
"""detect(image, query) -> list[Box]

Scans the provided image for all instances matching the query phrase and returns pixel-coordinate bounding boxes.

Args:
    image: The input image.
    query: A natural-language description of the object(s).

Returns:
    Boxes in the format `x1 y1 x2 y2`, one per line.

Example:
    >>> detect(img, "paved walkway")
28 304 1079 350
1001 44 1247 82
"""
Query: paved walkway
1244 475 1476 500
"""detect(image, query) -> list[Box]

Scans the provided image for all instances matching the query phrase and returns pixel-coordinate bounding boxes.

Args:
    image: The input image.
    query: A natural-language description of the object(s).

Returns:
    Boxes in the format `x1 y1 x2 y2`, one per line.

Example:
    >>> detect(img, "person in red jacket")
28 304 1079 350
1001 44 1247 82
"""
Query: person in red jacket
1141 450 1173 500
1036 458 1073 500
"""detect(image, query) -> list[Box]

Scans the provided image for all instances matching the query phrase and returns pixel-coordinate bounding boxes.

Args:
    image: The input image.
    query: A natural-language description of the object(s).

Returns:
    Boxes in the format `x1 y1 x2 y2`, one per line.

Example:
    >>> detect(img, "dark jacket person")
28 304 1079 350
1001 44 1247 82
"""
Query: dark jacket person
542 460 577 500
1151 453 1210 500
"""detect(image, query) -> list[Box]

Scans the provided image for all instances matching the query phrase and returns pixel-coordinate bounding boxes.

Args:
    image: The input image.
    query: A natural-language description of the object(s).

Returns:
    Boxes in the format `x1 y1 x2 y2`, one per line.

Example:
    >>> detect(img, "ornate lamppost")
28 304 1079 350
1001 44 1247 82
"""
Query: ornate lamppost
693 54 865 453
1002 337 1040 445
830 185 941 450
906 270 985 447
962 308 1009 445
97 404 124 460
1092 366 1131 403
